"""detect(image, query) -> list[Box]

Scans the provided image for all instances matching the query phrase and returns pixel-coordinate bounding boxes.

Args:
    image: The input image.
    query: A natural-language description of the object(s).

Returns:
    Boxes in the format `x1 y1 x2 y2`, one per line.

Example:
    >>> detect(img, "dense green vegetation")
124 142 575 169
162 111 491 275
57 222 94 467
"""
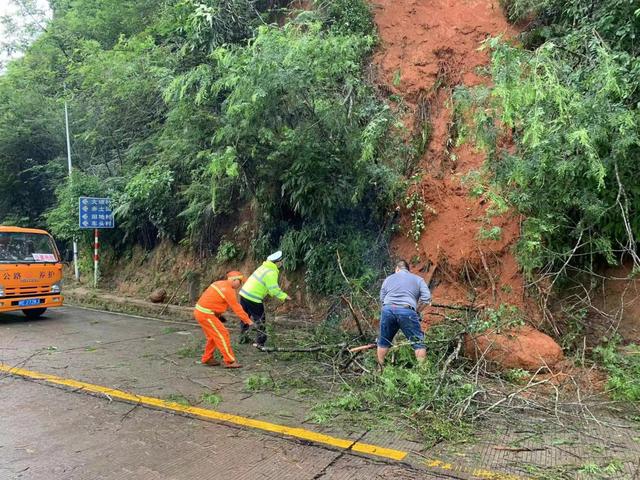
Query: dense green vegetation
595 340 640 402
0 0 408 293
3 0 637 299
456 0 640 402
460 0 640 279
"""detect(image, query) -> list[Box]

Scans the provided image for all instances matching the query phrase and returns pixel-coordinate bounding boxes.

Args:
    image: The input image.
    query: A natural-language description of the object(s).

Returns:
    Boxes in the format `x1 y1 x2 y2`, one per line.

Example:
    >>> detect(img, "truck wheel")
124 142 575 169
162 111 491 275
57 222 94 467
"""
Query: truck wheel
22 308 47 319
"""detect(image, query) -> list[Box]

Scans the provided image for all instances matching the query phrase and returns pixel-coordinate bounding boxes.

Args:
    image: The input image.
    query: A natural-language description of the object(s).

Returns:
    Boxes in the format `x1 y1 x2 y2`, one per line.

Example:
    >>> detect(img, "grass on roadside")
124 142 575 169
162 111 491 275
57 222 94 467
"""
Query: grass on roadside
165 394 190 406
176 342 204 359
201 392 222 407
522 458 628 480
594 340 640 402
162 327 182 334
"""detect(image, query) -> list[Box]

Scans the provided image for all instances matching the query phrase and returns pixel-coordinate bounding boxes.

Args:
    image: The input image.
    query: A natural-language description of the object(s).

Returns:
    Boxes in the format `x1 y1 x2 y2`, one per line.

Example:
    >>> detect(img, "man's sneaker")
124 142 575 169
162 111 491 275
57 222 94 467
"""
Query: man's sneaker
223 362 243 369
202 359 221 366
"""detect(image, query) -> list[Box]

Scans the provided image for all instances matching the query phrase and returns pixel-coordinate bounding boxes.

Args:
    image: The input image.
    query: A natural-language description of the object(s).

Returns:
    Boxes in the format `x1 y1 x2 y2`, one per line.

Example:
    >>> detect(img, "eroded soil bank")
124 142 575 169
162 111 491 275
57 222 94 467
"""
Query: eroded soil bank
372 0 523 310
369 0 570 370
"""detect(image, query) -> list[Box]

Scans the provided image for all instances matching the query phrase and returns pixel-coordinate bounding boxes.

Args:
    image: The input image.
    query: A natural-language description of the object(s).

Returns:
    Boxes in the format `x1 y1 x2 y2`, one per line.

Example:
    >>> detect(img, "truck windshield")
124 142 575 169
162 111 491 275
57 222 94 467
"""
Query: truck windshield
0 232 59 264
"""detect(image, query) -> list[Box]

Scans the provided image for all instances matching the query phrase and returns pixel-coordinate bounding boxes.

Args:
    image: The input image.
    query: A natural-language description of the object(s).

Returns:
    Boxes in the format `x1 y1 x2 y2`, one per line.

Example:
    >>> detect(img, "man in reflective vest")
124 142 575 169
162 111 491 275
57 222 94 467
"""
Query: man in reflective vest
239 250 290 347
194 271 254 368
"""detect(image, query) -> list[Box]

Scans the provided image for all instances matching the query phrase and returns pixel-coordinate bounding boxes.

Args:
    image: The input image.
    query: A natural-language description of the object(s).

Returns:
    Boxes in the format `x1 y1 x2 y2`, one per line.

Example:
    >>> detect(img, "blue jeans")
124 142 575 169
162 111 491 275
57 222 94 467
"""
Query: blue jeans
378 305 425 350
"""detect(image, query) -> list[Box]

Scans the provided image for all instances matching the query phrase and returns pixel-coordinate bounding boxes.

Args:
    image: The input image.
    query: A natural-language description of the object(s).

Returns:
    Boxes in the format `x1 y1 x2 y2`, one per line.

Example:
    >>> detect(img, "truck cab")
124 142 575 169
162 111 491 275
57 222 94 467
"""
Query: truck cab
0 226 64 318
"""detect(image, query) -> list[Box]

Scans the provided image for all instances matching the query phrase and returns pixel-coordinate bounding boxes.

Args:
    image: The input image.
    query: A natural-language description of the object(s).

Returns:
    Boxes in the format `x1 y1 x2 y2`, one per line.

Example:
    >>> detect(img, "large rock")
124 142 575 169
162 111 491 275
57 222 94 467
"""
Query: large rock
148 288 167 304
464 325 564 371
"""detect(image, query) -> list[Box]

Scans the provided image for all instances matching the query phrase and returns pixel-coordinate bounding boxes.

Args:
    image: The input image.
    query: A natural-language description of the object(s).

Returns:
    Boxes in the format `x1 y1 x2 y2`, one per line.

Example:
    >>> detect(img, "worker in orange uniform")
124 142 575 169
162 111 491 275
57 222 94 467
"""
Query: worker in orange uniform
193 271 254 368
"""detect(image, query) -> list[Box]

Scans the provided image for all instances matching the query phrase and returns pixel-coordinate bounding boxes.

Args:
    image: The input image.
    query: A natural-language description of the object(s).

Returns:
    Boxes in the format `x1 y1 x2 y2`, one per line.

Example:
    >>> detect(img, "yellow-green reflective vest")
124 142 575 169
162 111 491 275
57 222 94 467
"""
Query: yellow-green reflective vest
239 261 288 303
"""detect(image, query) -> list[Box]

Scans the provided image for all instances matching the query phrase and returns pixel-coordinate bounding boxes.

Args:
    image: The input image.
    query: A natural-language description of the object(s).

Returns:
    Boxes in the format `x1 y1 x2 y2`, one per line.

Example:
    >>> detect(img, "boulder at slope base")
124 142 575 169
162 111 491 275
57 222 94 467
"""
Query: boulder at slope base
148 288 167 304
464 325 564 371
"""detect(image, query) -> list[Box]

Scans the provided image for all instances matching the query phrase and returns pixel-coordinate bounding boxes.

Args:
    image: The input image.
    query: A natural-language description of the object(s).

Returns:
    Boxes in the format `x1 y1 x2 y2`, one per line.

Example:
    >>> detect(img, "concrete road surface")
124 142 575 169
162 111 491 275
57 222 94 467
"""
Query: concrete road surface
0 306 441 480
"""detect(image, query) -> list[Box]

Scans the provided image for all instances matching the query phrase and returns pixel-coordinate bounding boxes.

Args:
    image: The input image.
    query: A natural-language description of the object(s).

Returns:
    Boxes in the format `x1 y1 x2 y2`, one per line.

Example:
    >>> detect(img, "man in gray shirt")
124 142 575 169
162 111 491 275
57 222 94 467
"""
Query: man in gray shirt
378 259 432 366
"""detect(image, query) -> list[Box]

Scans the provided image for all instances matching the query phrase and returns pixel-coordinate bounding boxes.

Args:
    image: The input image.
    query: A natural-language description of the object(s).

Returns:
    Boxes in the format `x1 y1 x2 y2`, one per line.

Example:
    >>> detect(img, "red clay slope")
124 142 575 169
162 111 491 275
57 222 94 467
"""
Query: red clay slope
372 0 529 314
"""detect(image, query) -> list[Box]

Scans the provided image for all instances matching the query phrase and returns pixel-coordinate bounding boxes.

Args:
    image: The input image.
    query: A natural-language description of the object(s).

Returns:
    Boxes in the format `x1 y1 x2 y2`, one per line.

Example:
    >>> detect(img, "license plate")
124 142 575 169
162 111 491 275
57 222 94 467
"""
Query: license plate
18 299 41 307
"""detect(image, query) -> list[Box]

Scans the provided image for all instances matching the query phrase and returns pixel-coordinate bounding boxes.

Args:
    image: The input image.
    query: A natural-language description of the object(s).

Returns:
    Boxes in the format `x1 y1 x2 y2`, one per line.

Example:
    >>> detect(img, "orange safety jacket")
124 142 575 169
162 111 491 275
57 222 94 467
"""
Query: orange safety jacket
195 279 253 326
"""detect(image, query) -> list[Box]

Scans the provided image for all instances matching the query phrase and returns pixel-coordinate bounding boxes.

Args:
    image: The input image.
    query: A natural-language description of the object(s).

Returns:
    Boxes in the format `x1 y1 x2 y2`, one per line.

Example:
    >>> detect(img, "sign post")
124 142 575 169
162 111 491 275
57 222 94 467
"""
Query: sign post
94 229 99 288
79 197 114 288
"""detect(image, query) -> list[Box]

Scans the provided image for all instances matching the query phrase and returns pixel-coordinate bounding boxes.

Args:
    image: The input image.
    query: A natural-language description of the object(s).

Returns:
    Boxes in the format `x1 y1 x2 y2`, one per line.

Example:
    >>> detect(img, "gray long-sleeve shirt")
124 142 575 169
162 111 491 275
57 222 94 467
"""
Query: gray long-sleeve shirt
380 269 431 310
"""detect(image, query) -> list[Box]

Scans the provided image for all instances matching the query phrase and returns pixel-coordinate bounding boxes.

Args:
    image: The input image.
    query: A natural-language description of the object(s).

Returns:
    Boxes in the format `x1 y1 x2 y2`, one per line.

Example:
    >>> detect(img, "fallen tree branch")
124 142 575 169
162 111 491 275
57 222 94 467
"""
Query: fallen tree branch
340 349 364 372
478 247 497 303
160 272 189 316
348 343 377 353
431 302 483 311
417 335 464 413
336 249 378 305
493 446 547 452
340 294 365 338
254 342 347 353
439 335 463 381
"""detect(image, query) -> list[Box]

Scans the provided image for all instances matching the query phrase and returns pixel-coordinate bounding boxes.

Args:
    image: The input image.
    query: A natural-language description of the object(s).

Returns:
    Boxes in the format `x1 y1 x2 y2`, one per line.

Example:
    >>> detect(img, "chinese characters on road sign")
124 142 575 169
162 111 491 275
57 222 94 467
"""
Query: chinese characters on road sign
78 197 114 229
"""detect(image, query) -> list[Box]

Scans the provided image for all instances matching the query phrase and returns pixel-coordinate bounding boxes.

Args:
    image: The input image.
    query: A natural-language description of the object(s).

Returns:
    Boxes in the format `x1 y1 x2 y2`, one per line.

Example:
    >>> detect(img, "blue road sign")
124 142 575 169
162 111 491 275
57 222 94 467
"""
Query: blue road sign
79 197 115 229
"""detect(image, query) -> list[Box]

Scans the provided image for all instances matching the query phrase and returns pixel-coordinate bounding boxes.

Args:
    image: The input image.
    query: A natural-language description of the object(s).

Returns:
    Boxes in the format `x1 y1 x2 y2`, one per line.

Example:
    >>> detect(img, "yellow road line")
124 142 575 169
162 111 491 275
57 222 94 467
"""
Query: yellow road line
0 363 405 461
1 363 530 479
426 459 527 480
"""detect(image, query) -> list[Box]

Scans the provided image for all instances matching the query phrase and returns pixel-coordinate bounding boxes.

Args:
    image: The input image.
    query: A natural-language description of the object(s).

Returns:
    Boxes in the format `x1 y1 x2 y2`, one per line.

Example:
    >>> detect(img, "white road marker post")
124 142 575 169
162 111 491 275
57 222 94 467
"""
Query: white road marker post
64 97 80 281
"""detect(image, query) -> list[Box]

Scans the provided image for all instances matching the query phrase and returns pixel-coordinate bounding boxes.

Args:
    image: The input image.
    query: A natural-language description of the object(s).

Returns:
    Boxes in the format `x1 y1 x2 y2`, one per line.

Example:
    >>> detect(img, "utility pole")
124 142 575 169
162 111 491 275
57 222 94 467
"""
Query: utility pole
64 95 80 281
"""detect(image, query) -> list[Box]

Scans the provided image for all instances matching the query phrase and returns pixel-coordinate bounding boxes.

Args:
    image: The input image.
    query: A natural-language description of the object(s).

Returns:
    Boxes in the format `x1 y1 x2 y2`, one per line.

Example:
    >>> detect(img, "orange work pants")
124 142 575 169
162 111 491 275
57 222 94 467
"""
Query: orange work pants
194 310 236 364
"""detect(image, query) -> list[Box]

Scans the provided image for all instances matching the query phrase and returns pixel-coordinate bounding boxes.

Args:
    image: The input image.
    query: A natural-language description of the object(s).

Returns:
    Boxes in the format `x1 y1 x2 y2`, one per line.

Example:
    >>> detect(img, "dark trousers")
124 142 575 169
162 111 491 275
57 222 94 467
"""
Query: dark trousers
240 296 266 346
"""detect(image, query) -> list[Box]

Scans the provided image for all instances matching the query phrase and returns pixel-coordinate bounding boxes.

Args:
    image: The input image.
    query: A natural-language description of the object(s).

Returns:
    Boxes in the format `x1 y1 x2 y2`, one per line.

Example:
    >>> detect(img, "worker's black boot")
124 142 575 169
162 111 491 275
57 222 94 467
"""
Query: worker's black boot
254 318 267 347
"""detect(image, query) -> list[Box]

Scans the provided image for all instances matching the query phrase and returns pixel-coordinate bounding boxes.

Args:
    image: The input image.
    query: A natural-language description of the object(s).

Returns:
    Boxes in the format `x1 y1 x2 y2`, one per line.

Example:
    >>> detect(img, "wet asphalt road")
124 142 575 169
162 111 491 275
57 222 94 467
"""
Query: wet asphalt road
0 306 434 480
